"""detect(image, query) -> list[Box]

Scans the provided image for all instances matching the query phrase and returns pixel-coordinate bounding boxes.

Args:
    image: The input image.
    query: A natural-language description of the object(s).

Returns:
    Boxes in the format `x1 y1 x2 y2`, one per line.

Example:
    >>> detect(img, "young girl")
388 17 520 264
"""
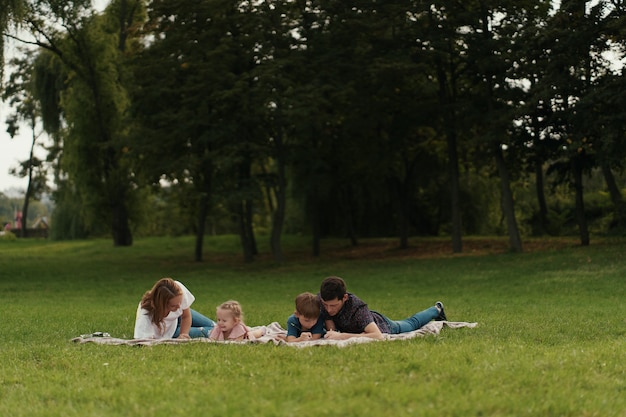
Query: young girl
134 278 215 339
208 300 264 341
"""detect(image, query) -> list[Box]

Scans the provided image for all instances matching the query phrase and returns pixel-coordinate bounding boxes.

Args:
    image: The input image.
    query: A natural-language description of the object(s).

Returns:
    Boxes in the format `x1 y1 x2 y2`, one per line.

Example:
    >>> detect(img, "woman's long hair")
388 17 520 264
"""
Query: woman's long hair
140 278 182 329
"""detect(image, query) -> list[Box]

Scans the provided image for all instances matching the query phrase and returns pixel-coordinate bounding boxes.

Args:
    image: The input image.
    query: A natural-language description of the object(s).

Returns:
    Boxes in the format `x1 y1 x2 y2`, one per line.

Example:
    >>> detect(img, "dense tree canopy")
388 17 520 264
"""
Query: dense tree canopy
2 0 625 261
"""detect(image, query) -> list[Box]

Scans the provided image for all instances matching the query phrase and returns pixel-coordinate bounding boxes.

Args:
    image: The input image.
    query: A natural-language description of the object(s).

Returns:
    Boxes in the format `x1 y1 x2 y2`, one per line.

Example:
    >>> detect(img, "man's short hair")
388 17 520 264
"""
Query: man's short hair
320 276 347 301
295 292 321 319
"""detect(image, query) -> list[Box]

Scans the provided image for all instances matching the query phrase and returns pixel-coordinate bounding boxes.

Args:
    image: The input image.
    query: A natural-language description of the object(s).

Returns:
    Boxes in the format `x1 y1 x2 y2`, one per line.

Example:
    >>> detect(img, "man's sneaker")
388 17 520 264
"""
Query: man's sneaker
435 301 447 321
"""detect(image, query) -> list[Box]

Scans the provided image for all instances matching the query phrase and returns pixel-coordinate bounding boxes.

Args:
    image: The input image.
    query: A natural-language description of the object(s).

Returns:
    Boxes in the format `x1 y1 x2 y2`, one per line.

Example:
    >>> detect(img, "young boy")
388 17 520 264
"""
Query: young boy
286 292 326 342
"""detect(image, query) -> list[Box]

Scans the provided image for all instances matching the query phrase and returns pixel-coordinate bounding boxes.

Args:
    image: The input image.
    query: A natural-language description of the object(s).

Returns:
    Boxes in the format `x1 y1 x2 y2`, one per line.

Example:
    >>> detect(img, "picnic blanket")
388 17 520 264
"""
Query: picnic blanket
71 320 477 348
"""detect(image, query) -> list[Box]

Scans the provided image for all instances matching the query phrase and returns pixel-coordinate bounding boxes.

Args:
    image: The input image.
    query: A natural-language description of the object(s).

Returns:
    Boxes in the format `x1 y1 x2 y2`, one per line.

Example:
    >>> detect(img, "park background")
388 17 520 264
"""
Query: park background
1 0 626 263
2 2 626 416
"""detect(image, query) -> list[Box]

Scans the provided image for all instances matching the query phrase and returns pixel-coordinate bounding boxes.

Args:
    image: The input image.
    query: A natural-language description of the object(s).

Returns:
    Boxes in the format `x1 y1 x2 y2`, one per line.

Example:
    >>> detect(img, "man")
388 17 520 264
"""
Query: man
319 276 447 341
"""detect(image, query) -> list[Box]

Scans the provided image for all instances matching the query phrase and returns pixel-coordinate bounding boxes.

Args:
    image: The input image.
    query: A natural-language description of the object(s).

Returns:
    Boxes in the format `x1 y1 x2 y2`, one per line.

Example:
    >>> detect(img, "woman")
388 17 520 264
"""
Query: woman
134 278 215 339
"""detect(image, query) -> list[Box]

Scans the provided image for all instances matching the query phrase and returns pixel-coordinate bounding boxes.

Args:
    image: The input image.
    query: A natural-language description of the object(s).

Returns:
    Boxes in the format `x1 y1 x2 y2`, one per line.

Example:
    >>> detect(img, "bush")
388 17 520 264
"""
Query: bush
0 230 17 241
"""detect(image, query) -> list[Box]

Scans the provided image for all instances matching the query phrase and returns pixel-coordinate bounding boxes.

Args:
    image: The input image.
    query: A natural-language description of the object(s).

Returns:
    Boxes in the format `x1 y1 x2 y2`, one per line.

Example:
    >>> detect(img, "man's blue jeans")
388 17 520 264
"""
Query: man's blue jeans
173 309 215 338
384 306 439 334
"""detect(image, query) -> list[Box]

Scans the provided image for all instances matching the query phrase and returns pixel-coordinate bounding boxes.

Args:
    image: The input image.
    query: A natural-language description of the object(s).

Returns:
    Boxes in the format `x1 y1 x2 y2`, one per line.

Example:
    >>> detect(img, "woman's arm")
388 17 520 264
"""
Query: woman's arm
178 308 192 339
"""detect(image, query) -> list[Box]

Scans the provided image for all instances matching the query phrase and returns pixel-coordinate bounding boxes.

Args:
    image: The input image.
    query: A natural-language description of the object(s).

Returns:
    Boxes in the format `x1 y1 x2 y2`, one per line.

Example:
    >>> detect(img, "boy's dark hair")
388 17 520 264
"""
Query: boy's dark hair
320 276 347 301
295 292 321 319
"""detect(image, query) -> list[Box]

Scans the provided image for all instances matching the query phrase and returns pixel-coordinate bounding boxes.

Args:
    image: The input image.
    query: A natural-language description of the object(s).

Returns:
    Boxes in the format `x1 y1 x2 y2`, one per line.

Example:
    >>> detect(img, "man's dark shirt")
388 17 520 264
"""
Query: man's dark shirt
320 293 390 334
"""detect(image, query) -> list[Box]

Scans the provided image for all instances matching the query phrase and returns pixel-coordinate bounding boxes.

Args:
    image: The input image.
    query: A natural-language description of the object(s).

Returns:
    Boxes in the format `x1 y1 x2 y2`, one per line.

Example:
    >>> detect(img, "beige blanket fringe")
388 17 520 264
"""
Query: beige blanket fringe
72 321 477 348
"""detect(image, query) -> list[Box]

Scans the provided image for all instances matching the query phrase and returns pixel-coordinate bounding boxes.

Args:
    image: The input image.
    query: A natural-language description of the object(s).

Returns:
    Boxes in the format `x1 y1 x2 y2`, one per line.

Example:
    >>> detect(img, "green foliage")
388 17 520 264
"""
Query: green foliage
49 182 92 240
0 192 49 226
0 229 16 240
1 236 626 416
0 0 27 80
4 0 626 257
14 0 149 246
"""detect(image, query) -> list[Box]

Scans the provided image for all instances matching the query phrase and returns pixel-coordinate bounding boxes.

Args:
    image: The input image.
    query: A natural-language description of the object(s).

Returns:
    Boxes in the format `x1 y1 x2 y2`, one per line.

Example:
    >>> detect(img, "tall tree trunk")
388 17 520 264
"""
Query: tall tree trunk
398 204 409 249
341 185 358 247
245 197 257 255
238 200 255 263
396 178 410 250
269 144 286 263
534 157 549 235
20 126 38 239
393 156 418 250
572 156 590 246
309 189 321 257
494 143 523 252
270 180 286 263
477 4 521 253
435 55 462 253
532 115 549 236
236 159 255 263
446 129 462 253
601 163 622 207
111 198 133 246
600 162 626 229
194 193 208 262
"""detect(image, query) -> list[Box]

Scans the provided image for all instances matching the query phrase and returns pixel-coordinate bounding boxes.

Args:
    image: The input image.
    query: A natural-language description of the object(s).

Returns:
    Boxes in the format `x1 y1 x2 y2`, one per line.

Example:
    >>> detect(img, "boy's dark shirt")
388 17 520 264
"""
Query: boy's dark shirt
319 293 390 334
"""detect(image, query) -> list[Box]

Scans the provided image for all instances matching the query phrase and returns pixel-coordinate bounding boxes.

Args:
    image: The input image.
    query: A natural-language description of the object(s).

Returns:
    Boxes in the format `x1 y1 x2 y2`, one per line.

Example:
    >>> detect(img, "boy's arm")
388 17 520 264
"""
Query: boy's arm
285 318 302 342
308 317 326 340
287 331 318 342
286 318 324 342
324 321 384 341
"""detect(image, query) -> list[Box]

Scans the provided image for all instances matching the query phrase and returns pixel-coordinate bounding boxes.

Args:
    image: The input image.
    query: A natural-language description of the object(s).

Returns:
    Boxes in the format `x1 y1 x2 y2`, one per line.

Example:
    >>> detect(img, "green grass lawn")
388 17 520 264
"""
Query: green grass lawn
1 235 625 416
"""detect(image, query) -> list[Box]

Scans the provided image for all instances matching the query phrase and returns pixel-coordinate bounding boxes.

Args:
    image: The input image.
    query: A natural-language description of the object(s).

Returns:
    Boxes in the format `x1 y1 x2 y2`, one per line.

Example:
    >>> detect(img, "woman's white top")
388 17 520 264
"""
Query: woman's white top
133 280 195 339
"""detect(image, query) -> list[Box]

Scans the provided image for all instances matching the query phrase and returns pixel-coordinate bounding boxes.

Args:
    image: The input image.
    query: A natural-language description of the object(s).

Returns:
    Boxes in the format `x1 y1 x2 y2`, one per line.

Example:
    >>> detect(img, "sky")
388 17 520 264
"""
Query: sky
0 119 50 199
1 0 107 197
1 58 56 196
0 79 47 196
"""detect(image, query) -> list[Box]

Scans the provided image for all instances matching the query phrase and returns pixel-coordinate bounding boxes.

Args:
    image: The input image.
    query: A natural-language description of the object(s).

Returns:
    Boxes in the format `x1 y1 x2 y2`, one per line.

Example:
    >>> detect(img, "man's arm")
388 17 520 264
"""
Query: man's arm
324 321 384 341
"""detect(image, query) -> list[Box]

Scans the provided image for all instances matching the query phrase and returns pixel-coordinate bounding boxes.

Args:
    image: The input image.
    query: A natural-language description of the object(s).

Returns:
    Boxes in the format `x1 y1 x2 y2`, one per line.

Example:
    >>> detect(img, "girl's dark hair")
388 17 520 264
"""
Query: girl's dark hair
320 276 347 301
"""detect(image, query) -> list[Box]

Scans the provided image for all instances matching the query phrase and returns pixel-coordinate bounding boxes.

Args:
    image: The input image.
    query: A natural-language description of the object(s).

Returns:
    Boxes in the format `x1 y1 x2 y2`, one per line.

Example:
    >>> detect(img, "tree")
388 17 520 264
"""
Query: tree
8 0 147 245
0 0 27 81
534 0 617 245
132 0 270 262
1 50 50 237
458 0 554 253
252 0 311 263
587 73 626 231
422 0 475 252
